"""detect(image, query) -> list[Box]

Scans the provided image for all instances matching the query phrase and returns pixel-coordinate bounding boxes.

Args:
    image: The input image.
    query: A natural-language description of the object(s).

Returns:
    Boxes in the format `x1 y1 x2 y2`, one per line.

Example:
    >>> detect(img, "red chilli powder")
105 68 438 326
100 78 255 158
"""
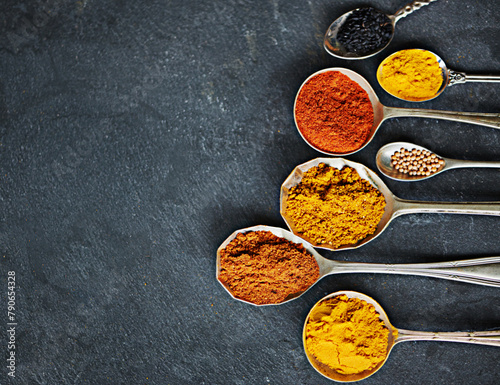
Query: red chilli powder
294 71 374 154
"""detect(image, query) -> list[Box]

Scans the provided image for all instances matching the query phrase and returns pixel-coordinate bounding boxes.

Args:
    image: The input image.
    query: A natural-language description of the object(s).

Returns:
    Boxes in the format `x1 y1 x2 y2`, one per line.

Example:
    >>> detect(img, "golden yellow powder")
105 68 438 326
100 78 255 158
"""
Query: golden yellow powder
305 295 390 375
284 164 386 248
377 49 443 101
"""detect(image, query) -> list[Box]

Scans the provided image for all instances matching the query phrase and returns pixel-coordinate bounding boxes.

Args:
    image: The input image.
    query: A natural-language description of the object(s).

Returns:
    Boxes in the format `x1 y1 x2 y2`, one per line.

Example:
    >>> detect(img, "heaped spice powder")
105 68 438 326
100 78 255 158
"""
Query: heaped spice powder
305 295 390 375
295 71 374 154
284 164 386 249
218 231 320 305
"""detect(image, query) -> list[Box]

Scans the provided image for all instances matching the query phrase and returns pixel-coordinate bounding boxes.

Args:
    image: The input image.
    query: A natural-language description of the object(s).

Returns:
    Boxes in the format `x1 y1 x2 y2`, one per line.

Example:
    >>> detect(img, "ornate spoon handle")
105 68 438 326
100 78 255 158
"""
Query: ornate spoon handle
448 70 500 85
393 0 439 23
396 329 500 347
326 257 500 288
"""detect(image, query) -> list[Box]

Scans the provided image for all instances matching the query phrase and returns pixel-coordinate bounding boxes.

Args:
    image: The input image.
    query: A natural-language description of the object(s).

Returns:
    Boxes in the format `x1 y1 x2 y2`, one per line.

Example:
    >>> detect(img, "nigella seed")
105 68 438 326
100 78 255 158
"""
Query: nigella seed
337 7 392 55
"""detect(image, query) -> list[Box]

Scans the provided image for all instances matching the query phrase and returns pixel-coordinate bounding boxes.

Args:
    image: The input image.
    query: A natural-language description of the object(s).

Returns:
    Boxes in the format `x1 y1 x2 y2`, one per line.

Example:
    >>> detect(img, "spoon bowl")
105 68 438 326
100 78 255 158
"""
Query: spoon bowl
377 141 500 181
294 68 500 156
376 141 447 181
377 49 449 102
215 225 323 306
280 157 500 251
293 68 385 156
324 1 438 60
280 157 392 250
323 7 395 60
217 224 500 306
303 291 397 382
303 291 500 382
377 49 500 102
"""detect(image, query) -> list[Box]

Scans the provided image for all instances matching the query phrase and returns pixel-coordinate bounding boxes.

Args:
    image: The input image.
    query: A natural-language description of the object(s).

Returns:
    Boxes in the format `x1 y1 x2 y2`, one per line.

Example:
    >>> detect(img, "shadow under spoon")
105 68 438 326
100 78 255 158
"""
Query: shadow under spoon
216 225 500 306
376 141 500 181
304 291 500 382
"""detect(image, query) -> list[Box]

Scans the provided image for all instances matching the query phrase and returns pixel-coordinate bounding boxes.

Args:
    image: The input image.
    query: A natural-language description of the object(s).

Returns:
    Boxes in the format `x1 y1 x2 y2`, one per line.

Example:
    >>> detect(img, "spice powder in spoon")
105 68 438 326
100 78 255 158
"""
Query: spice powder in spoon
285 164 386 248
218 231 319 305
295 71 374 154
305 294 390 375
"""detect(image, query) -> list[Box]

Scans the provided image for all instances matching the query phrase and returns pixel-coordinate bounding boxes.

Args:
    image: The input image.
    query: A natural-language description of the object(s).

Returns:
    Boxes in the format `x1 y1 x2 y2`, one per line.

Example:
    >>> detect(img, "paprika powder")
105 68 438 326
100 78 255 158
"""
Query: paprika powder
218 230 320 305
294 70 374 154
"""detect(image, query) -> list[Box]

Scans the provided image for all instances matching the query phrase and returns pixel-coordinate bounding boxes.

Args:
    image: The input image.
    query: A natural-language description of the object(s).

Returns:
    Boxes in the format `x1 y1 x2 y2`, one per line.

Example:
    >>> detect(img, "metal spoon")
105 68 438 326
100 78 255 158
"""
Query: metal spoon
294 68 500 156
281 157 500 251
377 141 500 181
377 49 500 102
216 225 500 306
324 0 438 60
303 291 500 382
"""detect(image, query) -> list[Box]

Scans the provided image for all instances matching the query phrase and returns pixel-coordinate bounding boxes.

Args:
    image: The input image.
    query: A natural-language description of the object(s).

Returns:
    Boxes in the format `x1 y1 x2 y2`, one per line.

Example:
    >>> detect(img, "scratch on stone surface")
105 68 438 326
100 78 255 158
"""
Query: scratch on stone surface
270 0 288 34
244 30 258 62
271 0 279 20
76 0 88 14
307 0 325 51
201 81 215 104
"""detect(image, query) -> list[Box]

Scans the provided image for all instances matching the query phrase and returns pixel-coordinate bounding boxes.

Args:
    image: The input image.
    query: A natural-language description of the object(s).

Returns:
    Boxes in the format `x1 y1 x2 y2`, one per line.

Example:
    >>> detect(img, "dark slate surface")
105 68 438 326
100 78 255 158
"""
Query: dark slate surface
1 0 499 384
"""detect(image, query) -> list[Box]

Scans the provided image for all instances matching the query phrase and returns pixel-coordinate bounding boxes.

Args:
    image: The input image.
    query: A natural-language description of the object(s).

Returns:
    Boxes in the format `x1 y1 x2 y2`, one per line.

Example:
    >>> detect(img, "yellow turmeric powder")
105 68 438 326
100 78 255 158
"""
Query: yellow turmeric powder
377 49 444 101
304 294 389 375
284 164 386 248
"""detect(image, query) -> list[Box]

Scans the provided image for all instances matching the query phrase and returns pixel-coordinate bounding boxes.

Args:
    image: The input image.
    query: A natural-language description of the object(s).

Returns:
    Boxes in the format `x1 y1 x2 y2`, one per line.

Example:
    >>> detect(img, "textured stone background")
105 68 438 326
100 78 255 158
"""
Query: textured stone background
1 0 499 384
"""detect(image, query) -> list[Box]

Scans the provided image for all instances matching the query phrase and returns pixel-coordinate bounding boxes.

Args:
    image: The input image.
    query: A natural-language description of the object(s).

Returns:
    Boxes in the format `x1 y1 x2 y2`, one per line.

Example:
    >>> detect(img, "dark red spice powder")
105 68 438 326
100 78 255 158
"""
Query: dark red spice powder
218 231 320 305
294 71 374 154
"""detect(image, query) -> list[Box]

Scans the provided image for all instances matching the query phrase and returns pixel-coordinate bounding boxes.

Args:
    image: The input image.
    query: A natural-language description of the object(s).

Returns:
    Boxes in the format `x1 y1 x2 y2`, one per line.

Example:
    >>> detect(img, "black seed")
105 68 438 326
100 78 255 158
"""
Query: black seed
337 7 392 54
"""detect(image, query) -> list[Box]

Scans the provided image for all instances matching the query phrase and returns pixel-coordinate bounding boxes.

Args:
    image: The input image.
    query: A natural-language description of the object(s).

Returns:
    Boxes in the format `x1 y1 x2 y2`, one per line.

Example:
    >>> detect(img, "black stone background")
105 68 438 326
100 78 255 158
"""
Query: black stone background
0 0 499 384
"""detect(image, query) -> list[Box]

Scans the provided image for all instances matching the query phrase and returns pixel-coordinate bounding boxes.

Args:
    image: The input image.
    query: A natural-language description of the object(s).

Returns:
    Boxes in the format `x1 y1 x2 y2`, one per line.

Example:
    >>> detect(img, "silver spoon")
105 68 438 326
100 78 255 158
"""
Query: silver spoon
377 49 500 102
304 291 500 382
294 68 500 156
377 141 500 181
324 0 438 60
216 225 500 306
281 157 500 251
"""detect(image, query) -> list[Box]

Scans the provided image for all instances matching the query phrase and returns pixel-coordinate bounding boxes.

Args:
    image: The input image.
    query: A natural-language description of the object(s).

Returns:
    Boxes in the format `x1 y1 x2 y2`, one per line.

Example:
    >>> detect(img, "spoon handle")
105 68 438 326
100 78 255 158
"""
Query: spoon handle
445 158 500 170
396 329 500 347
448 70 500 86
393 197 500 216
393 0 439 24
384 105 500 129
328 256 500 287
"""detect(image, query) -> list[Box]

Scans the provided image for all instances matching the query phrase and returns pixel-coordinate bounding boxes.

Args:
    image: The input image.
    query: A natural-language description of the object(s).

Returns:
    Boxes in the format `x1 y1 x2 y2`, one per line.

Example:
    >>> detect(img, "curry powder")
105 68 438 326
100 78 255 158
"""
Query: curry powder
285 164 386 248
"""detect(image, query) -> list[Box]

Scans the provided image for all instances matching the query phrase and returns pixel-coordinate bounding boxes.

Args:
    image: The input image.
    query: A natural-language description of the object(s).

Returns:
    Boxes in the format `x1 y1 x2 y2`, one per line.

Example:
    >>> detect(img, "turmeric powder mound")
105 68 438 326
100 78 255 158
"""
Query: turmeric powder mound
305 295 389 375
285 164 386 248
377 49 443 101
218 231 320 305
